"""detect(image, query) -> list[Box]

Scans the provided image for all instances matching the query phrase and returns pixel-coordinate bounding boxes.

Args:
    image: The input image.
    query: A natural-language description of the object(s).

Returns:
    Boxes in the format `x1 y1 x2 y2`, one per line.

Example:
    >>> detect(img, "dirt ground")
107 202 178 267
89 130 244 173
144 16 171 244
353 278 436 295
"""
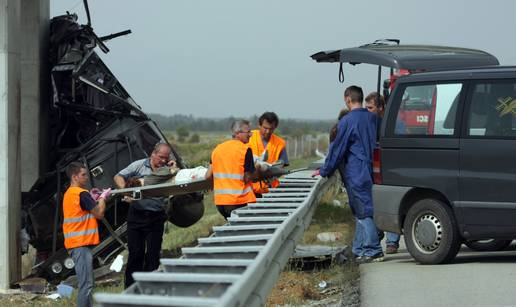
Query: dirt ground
266 190 360 307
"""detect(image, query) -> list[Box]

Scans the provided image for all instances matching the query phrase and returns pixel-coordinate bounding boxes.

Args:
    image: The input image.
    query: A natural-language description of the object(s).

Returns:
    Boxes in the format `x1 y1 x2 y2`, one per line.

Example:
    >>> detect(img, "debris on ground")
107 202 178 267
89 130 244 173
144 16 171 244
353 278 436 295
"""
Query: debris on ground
57 282 74 298
109 254 124 272
16 277 48 293
316 232 343 242
332 199 342 207
45 293 61 300
290 245 348 270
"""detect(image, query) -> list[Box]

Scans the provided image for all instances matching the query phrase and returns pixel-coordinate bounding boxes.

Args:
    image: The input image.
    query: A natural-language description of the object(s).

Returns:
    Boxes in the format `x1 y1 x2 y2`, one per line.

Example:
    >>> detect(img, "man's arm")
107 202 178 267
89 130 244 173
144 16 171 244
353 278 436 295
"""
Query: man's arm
279 148 289 166
205 164 213 180
243 148 260 183
91 198 106 219
114 160 141 188
113 174 127 189
79 192 106 219
320 119 350 177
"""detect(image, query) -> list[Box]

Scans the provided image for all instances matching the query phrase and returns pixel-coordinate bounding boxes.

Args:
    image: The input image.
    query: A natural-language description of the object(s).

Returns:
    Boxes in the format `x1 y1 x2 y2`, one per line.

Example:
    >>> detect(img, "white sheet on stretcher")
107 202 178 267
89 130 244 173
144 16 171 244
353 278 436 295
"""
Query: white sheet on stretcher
174 166 208 184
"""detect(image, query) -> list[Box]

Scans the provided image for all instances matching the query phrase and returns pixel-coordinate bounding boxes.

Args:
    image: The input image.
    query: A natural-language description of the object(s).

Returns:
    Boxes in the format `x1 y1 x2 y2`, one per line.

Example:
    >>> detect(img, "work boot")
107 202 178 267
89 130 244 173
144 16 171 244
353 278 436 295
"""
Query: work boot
351 254 362 263
386 245 398 254
358 252 384 264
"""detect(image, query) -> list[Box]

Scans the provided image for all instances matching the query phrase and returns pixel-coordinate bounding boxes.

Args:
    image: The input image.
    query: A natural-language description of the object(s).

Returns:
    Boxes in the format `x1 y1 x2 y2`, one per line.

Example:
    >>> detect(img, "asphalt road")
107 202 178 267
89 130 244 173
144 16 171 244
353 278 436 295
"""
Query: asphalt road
360 238 516 307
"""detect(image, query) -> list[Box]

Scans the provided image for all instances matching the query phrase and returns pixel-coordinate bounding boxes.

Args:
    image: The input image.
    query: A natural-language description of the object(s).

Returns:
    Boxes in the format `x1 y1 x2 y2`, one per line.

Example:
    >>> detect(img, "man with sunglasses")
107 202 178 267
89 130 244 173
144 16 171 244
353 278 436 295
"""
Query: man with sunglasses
114 142 175 288
205 120 258 219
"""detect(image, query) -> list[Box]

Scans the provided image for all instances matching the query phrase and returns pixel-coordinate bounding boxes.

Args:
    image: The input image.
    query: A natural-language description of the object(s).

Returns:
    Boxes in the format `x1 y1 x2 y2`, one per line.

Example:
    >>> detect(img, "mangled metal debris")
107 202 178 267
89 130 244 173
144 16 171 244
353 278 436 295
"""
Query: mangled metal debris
290 245 348 270
21 12 204 284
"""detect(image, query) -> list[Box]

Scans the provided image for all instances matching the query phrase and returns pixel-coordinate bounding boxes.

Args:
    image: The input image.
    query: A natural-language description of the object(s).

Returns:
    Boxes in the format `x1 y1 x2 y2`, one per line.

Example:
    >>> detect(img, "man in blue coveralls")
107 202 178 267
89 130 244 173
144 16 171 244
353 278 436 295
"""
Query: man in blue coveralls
313 85 384 263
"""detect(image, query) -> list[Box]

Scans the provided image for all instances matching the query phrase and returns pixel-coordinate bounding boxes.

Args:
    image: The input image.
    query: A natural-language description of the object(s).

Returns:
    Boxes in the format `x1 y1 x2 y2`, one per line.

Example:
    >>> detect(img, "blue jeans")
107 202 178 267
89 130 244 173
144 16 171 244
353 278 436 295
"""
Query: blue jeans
70 246 94 307
386 232 400 248
352 217 383 257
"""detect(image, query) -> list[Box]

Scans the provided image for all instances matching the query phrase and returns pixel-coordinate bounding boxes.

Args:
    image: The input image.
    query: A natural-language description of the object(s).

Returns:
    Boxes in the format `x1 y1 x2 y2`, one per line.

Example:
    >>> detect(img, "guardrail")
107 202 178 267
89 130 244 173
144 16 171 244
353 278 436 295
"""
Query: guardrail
95 170 335 307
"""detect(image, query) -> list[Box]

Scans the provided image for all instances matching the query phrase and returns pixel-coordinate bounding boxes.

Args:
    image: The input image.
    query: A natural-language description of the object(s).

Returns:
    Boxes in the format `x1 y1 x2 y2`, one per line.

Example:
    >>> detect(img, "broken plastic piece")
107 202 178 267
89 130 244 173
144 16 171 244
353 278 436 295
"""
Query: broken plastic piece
57 283 74 298
318 280 327 289
110 254 124 272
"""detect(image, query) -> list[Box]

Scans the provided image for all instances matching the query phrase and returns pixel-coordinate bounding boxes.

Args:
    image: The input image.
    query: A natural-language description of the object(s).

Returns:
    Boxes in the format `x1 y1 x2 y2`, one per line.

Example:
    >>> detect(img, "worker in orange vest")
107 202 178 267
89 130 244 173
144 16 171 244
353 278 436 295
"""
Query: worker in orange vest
62 162 110 307
248 112 288 197
205 120 258 219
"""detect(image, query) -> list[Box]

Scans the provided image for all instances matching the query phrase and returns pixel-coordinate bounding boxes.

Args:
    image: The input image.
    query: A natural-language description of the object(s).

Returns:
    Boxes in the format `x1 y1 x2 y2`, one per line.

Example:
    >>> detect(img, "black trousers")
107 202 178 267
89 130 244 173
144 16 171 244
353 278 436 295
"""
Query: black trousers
216 204 247 220
124 209 165 289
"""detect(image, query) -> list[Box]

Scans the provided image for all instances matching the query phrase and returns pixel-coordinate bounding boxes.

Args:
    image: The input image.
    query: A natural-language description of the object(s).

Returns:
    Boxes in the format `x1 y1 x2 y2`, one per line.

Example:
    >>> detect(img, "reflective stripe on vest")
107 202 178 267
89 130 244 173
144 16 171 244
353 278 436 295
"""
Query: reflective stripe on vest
211 139 256 206
214 186 253 195
213 173 244 180
62 186 100 249
248 130 286 194
63 228 98 239
63 213 95 224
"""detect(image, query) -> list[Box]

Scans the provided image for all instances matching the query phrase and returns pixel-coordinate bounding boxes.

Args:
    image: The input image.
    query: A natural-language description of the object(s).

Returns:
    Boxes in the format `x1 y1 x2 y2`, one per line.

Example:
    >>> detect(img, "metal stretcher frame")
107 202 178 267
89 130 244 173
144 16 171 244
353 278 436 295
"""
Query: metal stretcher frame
110 179 213 199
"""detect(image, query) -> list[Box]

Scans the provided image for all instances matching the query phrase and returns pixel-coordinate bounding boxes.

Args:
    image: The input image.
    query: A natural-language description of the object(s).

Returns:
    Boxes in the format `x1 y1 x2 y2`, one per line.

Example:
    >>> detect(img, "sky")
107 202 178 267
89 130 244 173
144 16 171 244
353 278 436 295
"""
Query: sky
51 0 516 119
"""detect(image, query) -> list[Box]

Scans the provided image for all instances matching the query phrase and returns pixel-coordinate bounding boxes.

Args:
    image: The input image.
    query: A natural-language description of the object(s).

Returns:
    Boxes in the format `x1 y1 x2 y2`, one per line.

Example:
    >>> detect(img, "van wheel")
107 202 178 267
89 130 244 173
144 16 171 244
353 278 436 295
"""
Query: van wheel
404 198 461 264
465 239 512 252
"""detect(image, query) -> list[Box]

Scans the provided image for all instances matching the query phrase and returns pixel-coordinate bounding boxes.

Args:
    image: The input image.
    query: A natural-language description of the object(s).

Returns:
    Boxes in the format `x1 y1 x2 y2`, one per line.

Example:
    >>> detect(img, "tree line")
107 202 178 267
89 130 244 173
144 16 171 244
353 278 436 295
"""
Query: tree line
149 114 334 137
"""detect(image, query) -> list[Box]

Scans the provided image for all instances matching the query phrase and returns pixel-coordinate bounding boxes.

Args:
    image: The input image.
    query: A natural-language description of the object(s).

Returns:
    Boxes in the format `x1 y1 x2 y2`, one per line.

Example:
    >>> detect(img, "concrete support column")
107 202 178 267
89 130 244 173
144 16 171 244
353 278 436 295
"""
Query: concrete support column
20 0 49 192
0 0 22 289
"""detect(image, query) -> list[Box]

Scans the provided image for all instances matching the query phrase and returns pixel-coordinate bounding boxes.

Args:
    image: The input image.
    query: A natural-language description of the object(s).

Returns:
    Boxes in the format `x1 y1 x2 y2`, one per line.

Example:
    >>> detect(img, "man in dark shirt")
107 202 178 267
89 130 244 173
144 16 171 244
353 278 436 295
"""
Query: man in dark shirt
113 143 175 288
62 162 109 307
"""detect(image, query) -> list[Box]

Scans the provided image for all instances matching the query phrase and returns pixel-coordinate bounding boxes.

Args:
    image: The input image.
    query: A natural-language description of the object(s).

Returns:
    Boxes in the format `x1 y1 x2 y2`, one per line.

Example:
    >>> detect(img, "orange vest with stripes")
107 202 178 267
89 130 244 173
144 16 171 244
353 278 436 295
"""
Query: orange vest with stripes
62 186 100 249
211 139 256 206
248 130 286 194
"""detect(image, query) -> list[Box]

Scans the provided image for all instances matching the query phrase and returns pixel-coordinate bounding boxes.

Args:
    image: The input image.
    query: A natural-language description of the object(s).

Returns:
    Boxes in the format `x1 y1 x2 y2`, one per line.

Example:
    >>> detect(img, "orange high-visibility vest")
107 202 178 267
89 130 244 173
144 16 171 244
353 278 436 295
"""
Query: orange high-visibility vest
211 139 256 205
248 130 286 194
62 186 100 249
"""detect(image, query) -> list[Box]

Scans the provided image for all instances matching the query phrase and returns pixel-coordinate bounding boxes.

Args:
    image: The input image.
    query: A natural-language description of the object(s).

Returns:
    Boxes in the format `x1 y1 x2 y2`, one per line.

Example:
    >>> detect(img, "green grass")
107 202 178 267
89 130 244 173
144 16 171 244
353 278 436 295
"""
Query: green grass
286 155 320 170
161 192 225 254
167 131 227 166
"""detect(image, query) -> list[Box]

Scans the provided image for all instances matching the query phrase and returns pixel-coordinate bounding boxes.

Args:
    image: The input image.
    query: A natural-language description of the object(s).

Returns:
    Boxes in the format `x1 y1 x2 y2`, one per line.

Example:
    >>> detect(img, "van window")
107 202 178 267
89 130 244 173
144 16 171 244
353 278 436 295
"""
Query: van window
467 81 516 137
394 83 462 136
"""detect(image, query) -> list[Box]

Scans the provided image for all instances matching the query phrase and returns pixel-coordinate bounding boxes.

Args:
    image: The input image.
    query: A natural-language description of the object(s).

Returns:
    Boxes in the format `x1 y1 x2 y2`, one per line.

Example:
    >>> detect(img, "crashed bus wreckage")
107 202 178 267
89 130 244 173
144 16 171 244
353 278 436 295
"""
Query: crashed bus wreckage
21 13 209 284
21 13 292 285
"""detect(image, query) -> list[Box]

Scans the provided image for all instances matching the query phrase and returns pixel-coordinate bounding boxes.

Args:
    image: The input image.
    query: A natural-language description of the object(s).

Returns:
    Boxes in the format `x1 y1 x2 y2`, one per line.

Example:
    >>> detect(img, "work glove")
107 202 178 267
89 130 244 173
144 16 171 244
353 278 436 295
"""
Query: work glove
255 160 271 172
89 188 102 201
99 188 112 201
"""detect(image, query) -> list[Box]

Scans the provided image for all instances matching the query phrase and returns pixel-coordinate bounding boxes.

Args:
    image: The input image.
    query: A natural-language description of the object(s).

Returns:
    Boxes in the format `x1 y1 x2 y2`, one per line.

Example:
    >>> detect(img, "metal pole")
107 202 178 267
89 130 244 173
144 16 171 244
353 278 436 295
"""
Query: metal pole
377 65 382 97
52 165 61 254
0 0 22 289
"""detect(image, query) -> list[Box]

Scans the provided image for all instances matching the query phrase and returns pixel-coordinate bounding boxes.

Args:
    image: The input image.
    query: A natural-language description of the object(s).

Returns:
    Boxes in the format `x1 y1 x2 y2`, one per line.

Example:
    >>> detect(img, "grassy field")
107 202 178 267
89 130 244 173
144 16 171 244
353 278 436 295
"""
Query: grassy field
165 131 227 166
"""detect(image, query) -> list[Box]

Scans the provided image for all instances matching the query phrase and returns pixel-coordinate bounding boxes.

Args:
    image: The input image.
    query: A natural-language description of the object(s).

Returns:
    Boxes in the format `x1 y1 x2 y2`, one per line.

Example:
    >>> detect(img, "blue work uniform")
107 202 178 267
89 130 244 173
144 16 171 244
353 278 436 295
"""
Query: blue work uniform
320 108 382 257
320 108 377 219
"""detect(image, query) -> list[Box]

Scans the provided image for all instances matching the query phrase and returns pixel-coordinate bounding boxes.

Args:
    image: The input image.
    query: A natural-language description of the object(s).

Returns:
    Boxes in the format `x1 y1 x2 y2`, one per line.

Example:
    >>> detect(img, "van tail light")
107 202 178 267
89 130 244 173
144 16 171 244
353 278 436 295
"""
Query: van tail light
373 147 382 184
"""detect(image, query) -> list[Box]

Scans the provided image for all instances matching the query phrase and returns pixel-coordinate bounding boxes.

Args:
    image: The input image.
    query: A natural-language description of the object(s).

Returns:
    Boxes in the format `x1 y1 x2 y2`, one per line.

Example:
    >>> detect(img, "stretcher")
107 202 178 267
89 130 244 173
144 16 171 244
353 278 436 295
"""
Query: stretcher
110 167 308 199
111 179 212 199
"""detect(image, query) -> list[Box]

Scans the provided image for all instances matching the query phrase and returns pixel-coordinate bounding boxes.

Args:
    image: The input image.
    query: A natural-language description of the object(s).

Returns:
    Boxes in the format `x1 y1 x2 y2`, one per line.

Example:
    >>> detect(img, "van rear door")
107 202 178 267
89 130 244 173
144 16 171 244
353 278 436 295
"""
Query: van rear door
458 79 516 239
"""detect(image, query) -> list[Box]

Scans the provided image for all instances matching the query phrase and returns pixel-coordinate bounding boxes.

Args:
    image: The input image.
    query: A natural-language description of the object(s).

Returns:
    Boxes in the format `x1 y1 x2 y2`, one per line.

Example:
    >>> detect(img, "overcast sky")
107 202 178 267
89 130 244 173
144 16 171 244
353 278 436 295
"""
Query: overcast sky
51 0 516 119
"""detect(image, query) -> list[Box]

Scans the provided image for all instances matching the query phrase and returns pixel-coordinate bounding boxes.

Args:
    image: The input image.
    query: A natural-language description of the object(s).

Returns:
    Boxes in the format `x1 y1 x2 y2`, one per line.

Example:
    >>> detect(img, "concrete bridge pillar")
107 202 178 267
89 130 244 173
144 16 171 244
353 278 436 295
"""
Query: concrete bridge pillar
0 0 49 289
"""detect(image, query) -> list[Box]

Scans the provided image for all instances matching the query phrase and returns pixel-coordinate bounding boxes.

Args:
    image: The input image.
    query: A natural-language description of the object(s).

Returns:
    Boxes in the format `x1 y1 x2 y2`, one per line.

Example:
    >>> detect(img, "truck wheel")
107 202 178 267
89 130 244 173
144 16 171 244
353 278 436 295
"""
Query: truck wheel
404 198 461 264
465 239 512 252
